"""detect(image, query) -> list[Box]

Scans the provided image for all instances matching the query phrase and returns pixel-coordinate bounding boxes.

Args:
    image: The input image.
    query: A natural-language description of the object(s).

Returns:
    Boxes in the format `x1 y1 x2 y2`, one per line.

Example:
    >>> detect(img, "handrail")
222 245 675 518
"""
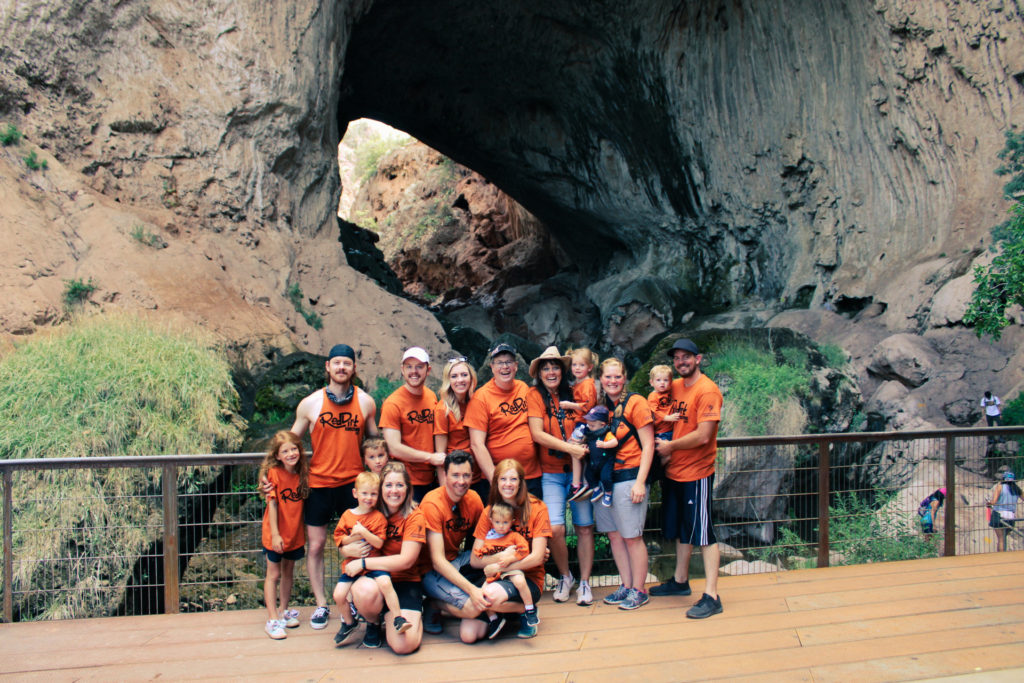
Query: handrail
2 427 1022 622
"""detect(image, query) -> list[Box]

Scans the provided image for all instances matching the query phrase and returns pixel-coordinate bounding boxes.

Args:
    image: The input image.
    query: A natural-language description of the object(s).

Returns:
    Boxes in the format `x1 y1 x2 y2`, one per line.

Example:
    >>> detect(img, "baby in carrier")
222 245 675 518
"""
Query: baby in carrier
568 405 620 507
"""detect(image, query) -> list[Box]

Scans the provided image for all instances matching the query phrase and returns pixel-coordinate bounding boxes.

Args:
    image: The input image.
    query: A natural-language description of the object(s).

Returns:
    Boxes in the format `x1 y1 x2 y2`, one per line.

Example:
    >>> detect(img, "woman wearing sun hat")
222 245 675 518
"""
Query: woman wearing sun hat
524 346 595 604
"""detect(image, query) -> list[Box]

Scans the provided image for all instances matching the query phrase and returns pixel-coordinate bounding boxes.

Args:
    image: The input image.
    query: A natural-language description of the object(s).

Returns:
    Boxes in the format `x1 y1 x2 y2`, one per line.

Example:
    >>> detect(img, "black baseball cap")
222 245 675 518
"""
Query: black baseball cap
668 338 700 356
488 341 517 359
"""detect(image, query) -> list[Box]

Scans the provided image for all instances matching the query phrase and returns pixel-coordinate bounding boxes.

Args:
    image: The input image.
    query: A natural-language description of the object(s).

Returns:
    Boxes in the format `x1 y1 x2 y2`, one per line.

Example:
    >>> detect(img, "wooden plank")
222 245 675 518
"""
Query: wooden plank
810 644 1024 682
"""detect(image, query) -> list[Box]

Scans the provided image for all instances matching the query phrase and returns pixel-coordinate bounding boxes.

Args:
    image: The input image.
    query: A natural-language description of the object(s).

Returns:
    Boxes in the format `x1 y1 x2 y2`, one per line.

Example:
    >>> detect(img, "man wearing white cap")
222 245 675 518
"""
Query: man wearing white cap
381 346 446 501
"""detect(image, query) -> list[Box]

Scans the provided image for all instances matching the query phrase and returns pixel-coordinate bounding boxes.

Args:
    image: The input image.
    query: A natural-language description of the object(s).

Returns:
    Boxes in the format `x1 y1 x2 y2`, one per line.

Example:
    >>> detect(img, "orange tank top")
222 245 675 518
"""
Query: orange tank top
310 387 366 487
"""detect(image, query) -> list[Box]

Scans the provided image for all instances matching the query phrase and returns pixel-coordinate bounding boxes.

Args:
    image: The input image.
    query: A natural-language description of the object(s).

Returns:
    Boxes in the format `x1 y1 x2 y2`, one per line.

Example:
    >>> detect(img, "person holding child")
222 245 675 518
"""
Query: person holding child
593 358 655 612
465 458 552 640
331 471 412 646
259 431 309 640
525 346 591 604
574 405 621 508
472 501 534 638
344 461 430 653
648 365 681 442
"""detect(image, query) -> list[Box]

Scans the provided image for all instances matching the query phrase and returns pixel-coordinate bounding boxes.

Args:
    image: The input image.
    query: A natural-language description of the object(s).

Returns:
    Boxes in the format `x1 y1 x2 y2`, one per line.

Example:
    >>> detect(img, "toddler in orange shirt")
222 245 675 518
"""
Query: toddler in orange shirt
474 502 534 639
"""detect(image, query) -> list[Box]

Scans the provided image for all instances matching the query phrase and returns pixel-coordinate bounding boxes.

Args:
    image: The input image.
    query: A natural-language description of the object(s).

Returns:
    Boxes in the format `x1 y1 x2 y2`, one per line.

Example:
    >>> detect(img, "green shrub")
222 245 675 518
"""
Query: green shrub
1 122 22 146
818 343 847 367
355 133 409 181
62 277 96 308
370 375 403 409
827 492 938 565
0 313 244 618
130 224 166 249
24 149 47 171
285 282 323 330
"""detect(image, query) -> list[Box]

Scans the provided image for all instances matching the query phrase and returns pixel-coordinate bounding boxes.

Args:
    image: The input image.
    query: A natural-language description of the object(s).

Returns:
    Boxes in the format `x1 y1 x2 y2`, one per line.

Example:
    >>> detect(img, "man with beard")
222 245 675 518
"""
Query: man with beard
652 338 724 619
419 450 487 638
465 342 542 498
380 347 445 502
290 343 379 630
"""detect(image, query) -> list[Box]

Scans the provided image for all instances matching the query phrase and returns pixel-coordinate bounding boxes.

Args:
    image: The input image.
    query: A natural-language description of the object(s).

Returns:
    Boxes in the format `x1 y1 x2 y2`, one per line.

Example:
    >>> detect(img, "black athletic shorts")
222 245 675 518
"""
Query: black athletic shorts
304 484 357 527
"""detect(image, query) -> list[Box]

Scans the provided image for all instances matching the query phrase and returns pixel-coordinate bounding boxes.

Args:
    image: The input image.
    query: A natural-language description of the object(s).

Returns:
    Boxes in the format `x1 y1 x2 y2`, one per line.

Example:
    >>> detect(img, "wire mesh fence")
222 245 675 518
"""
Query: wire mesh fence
2 427 1022 621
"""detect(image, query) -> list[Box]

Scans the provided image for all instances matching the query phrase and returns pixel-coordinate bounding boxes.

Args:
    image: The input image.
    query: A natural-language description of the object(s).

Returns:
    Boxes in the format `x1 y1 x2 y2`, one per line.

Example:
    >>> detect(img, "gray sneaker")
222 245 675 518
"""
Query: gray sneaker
686 593 723 619
310 605 330 630
602 585 630 605
618 588 650 611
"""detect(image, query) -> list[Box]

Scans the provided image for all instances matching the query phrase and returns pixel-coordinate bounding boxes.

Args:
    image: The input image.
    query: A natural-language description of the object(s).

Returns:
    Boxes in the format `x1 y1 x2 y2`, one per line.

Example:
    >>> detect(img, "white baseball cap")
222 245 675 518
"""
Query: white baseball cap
401 346 430 364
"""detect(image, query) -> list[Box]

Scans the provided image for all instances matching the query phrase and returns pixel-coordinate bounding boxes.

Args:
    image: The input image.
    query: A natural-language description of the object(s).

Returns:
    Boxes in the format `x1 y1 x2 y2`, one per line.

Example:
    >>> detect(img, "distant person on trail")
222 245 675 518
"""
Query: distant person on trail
652 338 724 619
465 342 542 498
917 487 946 534
981 391 1002 427
287 343 378 630
259 431 309 640
988 470 1021 552
380 346 444 502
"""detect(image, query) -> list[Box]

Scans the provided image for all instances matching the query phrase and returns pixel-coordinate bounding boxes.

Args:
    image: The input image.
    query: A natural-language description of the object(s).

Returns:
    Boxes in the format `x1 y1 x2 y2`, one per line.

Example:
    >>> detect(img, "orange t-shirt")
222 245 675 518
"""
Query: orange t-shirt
474 495 552 591
648 389 674 435
473 529 530 579
526 386 581 474
310 388 367 487
607 394 654 471
464 379 539 479
433 398 483 483
379 385 438 486
382 507 431 583
419 486 484 562
572 377 597 415
666 374 722 482
333 508 388 570
261 467 306 552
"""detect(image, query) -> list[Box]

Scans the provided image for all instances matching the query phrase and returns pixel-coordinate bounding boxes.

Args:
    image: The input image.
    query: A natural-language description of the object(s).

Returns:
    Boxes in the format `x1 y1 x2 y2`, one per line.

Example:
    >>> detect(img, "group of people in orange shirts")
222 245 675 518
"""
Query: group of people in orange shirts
257 337 727 652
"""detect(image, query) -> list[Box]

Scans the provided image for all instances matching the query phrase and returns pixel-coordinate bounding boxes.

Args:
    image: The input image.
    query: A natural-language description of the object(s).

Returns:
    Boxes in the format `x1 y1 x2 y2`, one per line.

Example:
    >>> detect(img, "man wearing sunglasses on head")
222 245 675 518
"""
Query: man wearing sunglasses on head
464 342 543 499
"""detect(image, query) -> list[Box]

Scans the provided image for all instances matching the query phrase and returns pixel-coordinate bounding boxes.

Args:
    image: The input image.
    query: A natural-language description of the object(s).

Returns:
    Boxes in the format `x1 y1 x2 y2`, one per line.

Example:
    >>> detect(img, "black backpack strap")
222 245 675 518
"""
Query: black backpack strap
610 393 641 449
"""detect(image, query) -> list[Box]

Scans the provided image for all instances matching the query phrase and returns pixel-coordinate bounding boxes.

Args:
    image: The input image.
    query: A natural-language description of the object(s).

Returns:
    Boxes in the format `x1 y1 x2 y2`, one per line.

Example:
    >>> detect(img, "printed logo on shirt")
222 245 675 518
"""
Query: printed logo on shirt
655 395 673 409
671 401 690 424
445 514 472 533
279 487 303 502
498 397 528 416
701 403 717 417
385 522 402 541
406 408 434 425
318 411 361 432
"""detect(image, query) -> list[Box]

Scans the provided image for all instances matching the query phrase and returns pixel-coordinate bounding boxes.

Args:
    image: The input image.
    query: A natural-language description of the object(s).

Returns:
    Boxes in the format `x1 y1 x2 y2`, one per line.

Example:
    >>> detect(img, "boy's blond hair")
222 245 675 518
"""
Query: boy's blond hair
362 435 386 455
490 500 514 521
649 364 673 383
353 471 380 491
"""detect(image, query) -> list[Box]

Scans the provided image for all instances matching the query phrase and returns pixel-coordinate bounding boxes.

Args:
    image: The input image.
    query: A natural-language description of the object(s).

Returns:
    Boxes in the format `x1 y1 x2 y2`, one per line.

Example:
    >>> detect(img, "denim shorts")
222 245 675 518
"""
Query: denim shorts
422 550 475 609
593 479 649 538
541 471 594 527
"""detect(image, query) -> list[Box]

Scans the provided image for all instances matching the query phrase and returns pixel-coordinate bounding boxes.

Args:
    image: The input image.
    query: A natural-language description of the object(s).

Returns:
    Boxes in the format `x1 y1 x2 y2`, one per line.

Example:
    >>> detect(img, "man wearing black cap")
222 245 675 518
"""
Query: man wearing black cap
291 343 379 630
652 338 724 619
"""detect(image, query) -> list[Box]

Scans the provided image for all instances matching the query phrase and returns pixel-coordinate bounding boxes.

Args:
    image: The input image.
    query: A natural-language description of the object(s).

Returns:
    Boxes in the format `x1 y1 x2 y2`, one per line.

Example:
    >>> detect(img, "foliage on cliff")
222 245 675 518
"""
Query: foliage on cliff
0 313 244 619
965 131 1024 341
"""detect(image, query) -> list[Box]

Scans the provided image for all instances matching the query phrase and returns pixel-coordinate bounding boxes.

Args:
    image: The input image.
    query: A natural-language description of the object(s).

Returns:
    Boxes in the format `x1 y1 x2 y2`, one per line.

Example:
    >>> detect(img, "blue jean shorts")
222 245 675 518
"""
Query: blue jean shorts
541 471 594 527
422 550 475 609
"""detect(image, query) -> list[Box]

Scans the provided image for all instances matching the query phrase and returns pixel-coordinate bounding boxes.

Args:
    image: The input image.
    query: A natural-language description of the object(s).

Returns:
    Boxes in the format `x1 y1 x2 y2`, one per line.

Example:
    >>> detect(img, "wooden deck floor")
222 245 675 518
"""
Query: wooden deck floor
2 552 1023 682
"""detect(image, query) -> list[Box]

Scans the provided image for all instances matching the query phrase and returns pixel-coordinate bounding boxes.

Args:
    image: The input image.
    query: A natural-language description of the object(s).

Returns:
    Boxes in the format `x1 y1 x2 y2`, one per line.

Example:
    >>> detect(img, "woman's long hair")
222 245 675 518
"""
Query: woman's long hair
487 458 531 525
259 430 309 499
378 461 415 517
532 358 574 412
439 359 477 422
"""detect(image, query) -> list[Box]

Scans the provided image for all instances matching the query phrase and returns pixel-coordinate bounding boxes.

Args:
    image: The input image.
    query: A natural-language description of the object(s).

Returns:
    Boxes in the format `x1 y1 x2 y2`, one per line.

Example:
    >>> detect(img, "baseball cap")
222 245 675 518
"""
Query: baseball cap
328 343 355 360
488 341 517 359
668 338 700 356
401 346 430 364
584 405 611 422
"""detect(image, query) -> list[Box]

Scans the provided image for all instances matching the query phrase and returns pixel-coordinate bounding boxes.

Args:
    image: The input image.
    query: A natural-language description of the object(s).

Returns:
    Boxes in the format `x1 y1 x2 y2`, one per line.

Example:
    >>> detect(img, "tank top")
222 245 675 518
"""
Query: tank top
993 484 1019 517
310 387 366 487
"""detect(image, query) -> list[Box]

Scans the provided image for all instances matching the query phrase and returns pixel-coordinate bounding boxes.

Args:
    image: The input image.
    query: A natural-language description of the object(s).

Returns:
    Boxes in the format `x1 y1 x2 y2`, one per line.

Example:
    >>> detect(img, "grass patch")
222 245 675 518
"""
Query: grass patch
370 375 403 409
285 282 323 330
818 343 847 367
24 149 47 171
62 277 96 309
130 224 166 249
827 492 938 565
0 313 244 618
1 122 22 146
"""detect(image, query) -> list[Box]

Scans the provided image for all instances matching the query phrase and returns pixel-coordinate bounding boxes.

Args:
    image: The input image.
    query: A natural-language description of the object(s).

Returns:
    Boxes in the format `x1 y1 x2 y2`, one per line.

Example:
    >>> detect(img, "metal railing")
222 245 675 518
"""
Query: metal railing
2 426 1022 621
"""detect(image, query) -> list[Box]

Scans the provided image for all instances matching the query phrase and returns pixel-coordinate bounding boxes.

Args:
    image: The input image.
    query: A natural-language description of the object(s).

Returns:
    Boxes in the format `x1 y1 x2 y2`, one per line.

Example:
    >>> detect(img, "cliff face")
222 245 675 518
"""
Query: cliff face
0 0 1022 382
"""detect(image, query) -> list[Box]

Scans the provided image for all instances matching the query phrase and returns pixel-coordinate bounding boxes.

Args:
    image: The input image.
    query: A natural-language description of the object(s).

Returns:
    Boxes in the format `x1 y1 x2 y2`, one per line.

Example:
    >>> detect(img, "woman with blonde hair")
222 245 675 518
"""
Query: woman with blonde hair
434 357 489 500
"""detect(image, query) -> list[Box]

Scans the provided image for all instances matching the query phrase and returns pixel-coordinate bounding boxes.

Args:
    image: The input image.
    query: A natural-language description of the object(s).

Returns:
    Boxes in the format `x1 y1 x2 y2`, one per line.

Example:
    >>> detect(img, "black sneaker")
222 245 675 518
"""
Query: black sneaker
423 605 443 635
393 615 412 634
649 578 692 596
485 616 506 640
334 620 359 646
524 607 539 626
686 593 723 619
361 622 382 648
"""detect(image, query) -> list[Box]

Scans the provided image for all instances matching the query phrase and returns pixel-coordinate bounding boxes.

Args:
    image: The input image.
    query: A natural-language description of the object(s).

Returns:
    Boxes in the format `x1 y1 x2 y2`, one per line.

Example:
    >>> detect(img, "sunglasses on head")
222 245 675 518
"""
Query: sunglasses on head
446 356 468 365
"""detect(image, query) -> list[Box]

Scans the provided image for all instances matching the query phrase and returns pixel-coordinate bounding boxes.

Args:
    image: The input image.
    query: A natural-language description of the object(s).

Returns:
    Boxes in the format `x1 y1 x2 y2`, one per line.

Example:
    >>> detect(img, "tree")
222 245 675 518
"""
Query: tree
964 131 1024 340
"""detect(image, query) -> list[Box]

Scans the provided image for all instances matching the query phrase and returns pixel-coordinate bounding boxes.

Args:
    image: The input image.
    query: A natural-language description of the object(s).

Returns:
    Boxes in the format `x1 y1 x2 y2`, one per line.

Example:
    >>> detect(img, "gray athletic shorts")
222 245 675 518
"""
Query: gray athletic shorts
594 479 649 539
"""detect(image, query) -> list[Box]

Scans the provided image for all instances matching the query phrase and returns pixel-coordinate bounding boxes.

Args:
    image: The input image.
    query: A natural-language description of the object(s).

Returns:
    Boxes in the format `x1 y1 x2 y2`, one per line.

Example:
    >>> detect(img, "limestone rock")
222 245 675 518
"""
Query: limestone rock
720 559 782 576
868 334 940 388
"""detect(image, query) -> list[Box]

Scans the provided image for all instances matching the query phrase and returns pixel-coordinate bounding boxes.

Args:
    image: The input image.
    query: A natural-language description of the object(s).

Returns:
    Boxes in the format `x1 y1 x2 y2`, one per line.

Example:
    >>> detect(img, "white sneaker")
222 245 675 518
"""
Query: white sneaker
576 580 593 606
553 572 574 602
282 608 300 628
265 619 287 640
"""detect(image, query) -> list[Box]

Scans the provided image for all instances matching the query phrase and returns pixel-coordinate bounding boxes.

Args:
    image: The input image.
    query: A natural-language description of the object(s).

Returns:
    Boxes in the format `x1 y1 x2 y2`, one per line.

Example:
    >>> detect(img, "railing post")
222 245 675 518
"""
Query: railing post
817 441 830 568
3 469 13 623
945 436 956 557
162 463 180 614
